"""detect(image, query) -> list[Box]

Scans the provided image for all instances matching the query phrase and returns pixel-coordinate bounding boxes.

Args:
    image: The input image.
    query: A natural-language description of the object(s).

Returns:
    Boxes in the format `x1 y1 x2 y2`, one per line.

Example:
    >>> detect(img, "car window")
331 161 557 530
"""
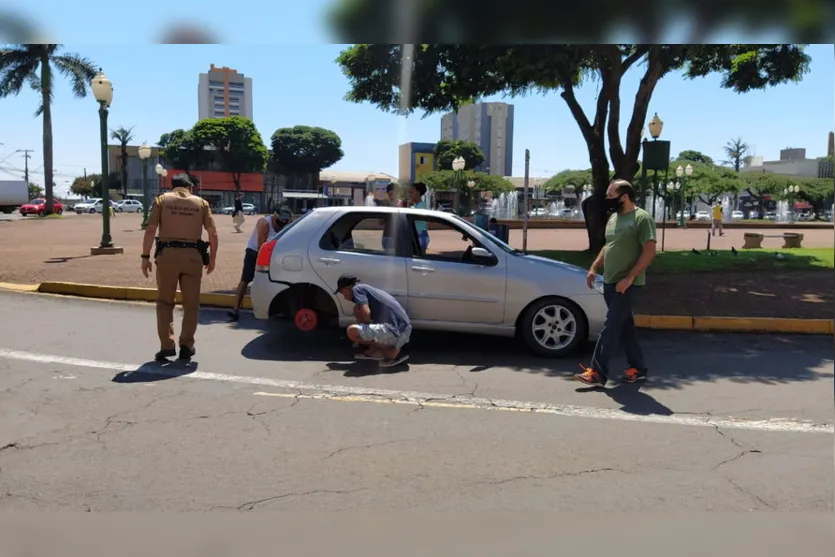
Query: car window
408 216 491 265
319 212 398 255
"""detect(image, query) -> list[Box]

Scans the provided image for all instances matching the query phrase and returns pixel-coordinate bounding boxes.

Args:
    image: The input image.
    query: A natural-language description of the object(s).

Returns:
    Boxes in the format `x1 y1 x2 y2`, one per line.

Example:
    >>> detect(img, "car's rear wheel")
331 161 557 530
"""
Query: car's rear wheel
117 207 123 213
89 208 95 214
520 296 587 358
56 208 63 215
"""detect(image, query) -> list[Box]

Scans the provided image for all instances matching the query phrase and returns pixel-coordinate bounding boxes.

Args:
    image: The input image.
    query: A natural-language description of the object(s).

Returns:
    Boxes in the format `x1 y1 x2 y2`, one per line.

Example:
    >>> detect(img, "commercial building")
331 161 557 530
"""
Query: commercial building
741 147 833 179
440 102 514 176
106 144 161 198
198 64 253 121
397 142 436 185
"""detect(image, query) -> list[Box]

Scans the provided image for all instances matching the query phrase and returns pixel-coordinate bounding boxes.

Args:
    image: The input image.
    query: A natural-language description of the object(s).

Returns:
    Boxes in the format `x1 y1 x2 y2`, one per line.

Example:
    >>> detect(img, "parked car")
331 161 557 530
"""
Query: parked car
115 199 143 213
250 206 607 357
221 203 257 215
764 211 777 220
731 210 744 220
19 198 64 216
74 198 104 214
695 210 710 221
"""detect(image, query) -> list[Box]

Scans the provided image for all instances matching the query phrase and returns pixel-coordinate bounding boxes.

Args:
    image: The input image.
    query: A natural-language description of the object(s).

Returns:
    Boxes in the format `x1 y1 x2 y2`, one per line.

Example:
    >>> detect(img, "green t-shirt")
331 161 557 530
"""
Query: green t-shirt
602 208 656 286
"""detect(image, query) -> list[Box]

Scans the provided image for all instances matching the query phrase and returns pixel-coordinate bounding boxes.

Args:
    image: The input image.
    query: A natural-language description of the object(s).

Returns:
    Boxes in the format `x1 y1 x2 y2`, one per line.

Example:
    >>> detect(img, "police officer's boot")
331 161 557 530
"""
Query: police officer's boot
178 345 196 360
155 348 176 362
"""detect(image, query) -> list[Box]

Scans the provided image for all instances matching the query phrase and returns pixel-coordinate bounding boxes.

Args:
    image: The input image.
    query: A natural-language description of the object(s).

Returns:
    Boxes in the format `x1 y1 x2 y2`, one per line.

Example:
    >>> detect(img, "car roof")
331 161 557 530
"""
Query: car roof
311 205 455 219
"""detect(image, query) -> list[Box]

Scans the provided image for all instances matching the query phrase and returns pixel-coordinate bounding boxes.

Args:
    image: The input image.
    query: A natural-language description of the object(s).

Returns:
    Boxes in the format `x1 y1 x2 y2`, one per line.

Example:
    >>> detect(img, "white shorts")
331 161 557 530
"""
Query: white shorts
357 323 412 349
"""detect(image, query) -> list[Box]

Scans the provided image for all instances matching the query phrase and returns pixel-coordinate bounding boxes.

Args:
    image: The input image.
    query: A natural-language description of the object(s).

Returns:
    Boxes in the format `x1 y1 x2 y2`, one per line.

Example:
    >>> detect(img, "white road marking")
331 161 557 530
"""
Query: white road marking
0 347 831 435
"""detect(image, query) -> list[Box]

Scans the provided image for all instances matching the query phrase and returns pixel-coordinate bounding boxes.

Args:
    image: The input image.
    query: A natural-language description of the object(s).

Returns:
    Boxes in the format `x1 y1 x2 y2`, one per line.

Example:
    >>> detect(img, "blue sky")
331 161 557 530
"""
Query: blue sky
0 41 832 196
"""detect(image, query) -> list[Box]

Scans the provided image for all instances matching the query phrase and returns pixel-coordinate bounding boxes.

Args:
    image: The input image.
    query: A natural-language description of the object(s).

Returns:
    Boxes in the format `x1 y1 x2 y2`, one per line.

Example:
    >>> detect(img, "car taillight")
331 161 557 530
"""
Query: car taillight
255 239 277 272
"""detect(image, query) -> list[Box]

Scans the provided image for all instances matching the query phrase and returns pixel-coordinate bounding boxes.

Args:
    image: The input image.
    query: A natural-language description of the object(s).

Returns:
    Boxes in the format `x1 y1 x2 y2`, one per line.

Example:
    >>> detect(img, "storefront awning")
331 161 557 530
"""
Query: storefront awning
282 192 326 199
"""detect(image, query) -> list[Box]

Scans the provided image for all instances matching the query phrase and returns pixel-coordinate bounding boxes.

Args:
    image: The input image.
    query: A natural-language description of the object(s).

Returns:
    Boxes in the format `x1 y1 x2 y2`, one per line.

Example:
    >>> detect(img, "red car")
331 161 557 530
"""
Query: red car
19 198 64 216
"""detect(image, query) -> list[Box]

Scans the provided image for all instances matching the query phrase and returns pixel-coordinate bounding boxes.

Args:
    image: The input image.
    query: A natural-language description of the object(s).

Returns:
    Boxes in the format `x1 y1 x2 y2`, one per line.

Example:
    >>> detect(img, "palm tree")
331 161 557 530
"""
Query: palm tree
110 126 134 198
0 45 98 215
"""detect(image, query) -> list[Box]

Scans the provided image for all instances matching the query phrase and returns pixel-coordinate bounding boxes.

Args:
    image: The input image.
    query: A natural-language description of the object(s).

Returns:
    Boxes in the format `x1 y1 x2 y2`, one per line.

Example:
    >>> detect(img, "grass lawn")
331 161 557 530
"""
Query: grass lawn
533 247 835 274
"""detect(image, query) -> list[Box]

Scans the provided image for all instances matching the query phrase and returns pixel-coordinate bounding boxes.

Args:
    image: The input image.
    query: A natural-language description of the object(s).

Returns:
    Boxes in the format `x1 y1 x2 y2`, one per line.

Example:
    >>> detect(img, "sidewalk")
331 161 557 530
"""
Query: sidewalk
0 213 832 319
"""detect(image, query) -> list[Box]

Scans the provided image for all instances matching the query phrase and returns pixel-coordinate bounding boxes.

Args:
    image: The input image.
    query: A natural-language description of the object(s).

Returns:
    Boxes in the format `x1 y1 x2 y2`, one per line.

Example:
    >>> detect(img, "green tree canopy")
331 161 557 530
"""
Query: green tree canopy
335 44 810 251
190 116 269 191
665 159 742 205
676 150 714 165
794 177 834 218
0 44 98 215
421 170 514 194
433 139 485 171
28 182 42 198
722 137 752 171
542 169 593 194
157 129 205 175
110 125 135 197
270 125 344 173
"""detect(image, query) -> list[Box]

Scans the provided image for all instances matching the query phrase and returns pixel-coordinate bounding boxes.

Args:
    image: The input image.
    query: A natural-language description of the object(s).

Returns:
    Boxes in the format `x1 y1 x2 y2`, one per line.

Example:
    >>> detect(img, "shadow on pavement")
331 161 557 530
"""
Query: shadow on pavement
240 324 832 390
326 361 411 377
577 382 674 416
197 308 271 331
111 360 200 383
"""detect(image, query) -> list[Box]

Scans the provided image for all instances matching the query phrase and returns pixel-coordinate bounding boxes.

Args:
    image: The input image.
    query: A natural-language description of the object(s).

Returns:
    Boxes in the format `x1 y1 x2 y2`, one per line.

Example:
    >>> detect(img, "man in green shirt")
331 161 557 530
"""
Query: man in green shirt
575 179 657 388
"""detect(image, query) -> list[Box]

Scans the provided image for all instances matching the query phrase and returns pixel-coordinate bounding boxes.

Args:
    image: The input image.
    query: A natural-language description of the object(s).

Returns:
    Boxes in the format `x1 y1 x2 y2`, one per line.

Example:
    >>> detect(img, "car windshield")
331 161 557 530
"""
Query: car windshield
450 214 520 255
32 199 44 205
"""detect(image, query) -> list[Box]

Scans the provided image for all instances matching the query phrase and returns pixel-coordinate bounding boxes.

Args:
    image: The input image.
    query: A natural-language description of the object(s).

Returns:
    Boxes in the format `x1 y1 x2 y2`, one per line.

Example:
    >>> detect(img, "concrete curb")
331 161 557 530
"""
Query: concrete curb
1 281 832 335
34 281 252 310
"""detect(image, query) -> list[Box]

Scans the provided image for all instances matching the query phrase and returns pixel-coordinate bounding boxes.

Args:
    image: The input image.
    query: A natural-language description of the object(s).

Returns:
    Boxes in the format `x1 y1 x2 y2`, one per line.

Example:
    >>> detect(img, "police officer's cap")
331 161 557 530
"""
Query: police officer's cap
171 173 193 188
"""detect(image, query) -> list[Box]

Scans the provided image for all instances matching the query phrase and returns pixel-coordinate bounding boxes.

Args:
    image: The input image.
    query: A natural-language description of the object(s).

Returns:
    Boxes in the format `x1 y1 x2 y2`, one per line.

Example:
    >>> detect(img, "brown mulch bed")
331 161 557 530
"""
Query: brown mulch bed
0 213 832 319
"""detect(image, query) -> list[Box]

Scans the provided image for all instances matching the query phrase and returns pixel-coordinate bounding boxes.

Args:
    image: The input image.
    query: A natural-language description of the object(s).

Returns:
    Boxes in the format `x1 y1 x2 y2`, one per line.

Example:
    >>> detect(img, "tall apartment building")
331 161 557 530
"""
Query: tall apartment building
440 102 514 176
198 64 253 121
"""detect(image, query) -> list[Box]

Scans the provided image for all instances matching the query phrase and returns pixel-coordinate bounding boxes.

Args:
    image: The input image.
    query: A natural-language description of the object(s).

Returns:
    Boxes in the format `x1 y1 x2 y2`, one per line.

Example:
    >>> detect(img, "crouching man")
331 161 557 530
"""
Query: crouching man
335 274 411 367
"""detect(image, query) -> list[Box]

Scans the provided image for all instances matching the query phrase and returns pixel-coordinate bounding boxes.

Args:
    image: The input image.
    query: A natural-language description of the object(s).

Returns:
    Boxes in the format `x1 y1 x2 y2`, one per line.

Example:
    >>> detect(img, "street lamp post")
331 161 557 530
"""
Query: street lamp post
90 70 123 255
155 163 168 194
452 156 466 215
138 142 151 228
672 181 682 226
784 184 800 223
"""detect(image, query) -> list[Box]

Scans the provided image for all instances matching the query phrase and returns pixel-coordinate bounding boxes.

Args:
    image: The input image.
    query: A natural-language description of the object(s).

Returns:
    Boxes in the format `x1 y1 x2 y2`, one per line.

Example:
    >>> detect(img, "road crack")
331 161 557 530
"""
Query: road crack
324 438 418 460
712 425 762 470
468 468 627 486
233 487 367 511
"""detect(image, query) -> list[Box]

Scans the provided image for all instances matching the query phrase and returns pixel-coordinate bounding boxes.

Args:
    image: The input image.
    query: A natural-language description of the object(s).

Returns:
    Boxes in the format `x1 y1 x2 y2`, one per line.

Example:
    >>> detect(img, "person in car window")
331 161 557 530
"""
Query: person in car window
409 182 430 250
335 274 411 367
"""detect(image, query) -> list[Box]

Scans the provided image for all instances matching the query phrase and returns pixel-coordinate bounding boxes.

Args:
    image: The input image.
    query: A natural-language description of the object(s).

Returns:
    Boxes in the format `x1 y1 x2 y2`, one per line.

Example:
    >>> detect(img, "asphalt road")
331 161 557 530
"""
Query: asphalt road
0 290 832 512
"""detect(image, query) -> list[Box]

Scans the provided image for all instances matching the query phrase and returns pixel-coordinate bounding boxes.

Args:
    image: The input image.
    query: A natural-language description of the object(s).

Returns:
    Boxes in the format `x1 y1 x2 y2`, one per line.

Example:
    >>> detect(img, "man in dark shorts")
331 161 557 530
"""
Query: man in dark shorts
228 207 292 321
335 275 412 367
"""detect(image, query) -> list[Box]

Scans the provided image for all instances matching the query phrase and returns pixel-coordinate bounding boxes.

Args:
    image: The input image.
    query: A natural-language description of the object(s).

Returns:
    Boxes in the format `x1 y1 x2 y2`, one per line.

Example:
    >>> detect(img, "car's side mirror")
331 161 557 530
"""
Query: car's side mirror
471 247 497 264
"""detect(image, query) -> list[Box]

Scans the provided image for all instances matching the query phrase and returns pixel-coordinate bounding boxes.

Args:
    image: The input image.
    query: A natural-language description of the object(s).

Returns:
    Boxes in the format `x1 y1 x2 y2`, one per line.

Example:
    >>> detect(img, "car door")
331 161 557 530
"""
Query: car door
404 214 506 324
307 210 409 316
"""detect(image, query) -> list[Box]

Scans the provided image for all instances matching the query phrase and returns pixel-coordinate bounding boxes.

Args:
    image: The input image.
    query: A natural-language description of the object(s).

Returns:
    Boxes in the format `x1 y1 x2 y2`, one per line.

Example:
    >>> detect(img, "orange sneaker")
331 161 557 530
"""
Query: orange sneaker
622 367 647 383
574 365 606 387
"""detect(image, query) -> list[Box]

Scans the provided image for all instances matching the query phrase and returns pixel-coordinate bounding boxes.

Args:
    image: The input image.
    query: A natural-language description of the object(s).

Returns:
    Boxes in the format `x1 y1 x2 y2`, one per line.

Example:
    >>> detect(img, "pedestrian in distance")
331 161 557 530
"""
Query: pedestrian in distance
575 179 657 388
228 206 292 321
141 173 218 362
232 193 245 233
408 182 430 251
712 201 724 236
334 275 412 368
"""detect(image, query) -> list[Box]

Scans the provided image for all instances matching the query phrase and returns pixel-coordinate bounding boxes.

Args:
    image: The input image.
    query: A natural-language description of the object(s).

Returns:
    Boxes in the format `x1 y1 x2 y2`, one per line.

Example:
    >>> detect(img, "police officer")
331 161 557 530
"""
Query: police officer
141 173 218 361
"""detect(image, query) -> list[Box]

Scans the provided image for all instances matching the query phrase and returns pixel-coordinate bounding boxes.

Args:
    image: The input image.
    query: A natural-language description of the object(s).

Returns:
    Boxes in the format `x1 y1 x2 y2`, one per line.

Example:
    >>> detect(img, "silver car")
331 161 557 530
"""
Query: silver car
250 206 607 357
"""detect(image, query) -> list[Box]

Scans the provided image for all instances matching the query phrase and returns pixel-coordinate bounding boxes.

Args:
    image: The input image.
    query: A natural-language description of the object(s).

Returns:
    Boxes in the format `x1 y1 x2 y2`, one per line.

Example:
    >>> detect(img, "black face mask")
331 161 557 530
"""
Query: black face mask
605 196 624 214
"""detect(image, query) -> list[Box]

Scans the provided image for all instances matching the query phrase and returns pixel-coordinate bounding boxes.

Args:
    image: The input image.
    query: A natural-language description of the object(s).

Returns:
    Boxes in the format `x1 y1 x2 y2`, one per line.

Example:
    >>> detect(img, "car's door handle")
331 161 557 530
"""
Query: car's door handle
411 265 435 273
318 257 341 266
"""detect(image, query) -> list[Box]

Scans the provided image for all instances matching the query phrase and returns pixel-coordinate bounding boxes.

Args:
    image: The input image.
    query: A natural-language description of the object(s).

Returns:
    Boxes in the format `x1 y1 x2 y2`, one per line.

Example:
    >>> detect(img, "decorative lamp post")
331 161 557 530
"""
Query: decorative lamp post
672 181 683 226
138 142 151 228
90 70 122 255
784 184 800 223
647 113 663 140
452 156 466 214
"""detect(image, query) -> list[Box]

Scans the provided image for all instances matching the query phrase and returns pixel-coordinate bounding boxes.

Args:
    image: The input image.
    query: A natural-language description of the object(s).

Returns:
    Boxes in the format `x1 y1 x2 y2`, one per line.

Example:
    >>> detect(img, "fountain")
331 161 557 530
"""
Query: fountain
643 191 667 222
489 192 520 220
721 196 732 223
776 200 791 223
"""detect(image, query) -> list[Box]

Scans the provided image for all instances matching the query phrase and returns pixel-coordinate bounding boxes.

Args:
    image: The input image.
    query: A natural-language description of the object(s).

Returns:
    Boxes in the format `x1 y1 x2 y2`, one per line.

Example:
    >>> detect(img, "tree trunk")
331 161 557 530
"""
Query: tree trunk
120 146 128 198
41 60 54 216
583 155 612 254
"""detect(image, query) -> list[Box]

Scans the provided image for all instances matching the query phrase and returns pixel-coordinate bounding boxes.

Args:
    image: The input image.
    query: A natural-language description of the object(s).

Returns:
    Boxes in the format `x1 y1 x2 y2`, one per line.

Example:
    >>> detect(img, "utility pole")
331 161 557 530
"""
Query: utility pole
17 149 33 185
522 149 530 252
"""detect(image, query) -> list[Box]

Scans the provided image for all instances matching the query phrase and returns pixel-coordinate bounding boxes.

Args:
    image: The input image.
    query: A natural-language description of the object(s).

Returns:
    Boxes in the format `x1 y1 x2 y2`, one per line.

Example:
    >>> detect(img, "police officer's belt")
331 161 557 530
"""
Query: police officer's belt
157 240 200 249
